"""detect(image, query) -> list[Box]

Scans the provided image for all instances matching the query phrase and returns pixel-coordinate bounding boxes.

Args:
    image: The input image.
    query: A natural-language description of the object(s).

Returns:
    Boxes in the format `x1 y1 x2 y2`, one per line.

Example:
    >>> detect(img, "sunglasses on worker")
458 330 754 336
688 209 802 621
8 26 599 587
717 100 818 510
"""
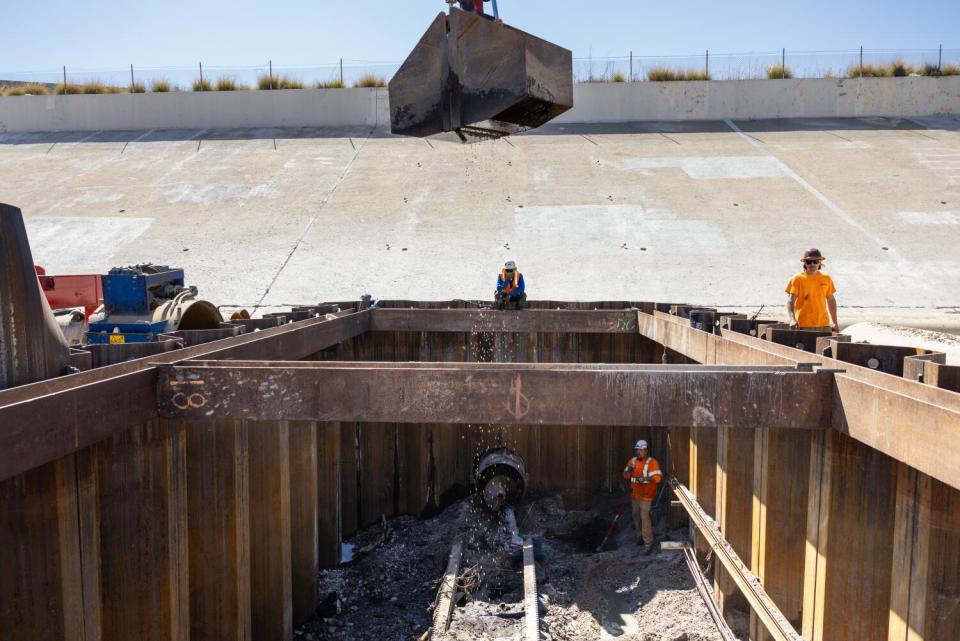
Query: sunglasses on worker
803 259 821 265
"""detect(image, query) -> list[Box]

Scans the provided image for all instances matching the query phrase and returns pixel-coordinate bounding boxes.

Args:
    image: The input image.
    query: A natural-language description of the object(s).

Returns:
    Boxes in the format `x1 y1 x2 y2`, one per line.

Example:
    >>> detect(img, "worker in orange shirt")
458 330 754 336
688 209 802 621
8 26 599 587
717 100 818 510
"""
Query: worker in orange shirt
785 248 839 332
623 439 662 554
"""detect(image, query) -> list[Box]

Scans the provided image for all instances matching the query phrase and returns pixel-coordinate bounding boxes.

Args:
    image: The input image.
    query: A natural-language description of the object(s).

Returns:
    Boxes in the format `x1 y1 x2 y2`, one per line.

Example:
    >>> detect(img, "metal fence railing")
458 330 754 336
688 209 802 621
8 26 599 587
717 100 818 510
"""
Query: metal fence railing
1 47 957 91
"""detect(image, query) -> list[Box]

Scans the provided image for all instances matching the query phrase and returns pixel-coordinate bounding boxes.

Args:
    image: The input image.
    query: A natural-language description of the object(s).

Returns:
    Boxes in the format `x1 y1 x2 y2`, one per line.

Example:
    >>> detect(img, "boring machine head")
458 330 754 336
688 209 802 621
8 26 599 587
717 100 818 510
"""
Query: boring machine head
388 8 573 142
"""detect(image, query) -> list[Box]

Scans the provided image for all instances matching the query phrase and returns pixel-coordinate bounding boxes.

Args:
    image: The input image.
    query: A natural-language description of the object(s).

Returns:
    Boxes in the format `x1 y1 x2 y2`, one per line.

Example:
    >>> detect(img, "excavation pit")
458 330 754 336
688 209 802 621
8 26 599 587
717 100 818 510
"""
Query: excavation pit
300 492 735 641
3 298 959 641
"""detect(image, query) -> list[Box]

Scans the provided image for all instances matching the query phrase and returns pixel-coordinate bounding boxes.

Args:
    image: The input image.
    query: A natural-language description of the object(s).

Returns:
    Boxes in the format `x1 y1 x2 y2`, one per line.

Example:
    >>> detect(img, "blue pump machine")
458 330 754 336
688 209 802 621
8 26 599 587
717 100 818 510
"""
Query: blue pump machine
86 265 222 344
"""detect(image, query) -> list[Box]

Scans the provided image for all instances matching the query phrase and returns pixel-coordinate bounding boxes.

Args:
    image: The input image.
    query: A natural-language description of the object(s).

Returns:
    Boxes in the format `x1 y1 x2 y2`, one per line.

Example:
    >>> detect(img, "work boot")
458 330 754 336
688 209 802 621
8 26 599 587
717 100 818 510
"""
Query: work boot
643 545 654 556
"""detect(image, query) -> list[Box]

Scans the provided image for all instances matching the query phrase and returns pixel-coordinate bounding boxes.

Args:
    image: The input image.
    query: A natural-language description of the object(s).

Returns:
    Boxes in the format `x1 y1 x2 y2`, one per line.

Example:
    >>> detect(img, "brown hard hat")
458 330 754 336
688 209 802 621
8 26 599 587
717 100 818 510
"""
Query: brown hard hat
802 248 825 261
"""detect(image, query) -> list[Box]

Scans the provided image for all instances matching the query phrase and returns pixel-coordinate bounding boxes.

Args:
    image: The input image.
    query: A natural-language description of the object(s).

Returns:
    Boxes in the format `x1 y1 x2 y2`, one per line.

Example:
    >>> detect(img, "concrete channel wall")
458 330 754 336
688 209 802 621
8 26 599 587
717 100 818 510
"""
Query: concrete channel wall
0 77 958 133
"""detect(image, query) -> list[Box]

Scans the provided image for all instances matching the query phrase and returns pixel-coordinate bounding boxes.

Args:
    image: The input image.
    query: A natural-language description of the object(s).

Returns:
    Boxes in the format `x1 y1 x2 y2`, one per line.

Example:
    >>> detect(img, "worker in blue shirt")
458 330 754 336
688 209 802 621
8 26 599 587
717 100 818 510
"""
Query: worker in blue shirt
495 260 526 310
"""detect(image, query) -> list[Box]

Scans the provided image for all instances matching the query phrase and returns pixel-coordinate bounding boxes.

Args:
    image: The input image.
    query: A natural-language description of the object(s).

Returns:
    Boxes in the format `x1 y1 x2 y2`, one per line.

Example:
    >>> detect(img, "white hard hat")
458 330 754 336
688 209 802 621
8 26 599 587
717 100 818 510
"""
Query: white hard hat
504 260 517 270
635 440 648 450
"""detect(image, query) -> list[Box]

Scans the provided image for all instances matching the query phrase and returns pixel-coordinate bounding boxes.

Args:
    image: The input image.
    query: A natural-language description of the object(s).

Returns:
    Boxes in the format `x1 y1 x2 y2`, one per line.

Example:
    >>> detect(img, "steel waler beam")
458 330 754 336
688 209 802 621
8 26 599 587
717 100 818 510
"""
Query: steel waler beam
368 308 642 333
156 362 834 428
671 478 803 641
635 310 960 491
0 310 369 482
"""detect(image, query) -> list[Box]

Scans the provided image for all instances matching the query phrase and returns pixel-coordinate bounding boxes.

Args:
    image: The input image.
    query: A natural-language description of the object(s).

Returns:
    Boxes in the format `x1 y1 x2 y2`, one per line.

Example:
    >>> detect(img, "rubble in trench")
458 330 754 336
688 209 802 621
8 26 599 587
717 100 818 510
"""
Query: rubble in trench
297 493 749 641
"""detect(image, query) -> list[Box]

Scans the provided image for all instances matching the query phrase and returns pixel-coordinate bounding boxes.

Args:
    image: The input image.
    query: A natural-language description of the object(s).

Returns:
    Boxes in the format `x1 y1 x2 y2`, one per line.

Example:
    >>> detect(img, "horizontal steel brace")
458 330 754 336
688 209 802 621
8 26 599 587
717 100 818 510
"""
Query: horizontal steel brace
156 362 833 428
636 310 960 491
369 308 643 333
0 311 369 482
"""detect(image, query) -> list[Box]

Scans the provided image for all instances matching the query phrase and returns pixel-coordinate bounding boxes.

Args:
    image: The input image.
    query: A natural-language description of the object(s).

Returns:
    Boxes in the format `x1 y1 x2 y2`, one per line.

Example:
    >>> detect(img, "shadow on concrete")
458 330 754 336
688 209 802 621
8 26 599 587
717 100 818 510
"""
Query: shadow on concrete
0 117 950 146
0 125 394 145
527 116 943 137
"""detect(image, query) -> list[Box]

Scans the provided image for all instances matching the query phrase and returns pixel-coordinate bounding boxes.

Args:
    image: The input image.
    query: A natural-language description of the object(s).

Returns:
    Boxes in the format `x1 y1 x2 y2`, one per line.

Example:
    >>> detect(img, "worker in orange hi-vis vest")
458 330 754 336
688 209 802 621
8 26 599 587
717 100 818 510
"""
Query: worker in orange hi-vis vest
623 439 662 554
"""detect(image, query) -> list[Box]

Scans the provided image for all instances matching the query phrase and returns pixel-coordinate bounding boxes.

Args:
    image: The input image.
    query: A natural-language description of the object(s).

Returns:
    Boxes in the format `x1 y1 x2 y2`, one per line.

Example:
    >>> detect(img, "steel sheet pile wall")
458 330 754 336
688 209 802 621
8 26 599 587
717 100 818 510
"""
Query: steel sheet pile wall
316 300 665 542
638 311 960 641
2 301 959 641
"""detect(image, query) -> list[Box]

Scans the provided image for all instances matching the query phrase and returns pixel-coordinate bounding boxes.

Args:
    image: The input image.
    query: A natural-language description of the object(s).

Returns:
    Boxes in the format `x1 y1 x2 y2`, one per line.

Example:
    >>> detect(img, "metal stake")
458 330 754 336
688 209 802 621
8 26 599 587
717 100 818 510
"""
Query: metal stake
859 46 863 77
706 49 709 78
62 65 67 93
630 51 633 82
340 58 344 86
130 64 135 88
781 48 785 78
199 62 204 90
939 44 943 72
269 60 273 89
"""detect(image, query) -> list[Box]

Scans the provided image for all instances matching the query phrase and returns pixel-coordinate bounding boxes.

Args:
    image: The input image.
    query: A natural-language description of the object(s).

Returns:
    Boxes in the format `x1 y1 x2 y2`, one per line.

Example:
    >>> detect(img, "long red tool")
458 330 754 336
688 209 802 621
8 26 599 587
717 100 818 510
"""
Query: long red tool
595 499 630 552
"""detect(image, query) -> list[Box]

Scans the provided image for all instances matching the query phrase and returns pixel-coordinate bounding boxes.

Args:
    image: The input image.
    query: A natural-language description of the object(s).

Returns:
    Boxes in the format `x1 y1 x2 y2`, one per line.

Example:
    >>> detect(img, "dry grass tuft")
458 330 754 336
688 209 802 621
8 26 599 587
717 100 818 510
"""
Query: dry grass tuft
79 82 106 94
192 77 212 92
610 71 626 83
317 79 345 88
888 60 914 77
54 83 82 95
3 82 50 96
353 74 387 88
215 76 247 91
130 81 146 93
847 63 890 78
150 79 172 92
766 64 793 79
646 67 710 81
921 63 960 77
256 74 304 90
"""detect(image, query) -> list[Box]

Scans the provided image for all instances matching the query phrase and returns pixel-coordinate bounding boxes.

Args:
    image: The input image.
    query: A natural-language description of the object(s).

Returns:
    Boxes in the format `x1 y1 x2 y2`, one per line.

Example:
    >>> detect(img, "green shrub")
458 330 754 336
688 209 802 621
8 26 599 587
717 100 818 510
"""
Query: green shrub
353 74 386 88
317 78 345 88
766 64 793 79
646 67 710 81
150 79 172 92
3 83 49 96
192 77 212 91
130 81 147 93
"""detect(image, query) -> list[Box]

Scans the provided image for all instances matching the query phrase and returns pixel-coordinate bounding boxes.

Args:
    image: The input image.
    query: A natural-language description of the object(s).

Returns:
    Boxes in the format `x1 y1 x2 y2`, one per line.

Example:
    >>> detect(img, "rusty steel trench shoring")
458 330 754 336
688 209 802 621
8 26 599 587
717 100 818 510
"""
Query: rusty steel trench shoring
3 292 960 640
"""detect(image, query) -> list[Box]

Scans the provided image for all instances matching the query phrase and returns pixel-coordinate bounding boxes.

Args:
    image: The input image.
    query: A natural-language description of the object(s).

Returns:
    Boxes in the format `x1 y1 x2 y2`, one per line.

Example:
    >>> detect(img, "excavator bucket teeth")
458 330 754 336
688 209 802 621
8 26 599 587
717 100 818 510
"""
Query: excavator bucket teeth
388 8 573 141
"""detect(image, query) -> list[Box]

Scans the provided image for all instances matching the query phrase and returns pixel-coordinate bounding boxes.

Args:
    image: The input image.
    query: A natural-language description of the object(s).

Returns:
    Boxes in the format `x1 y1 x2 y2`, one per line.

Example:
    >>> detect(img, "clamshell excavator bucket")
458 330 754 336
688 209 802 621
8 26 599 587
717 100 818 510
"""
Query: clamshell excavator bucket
388 8 573 142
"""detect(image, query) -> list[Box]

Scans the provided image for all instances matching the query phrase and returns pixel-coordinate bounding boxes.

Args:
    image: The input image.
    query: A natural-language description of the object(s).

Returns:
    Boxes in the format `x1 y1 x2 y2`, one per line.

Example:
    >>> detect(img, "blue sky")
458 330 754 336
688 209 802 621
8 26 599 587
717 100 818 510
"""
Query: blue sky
2 0 957 73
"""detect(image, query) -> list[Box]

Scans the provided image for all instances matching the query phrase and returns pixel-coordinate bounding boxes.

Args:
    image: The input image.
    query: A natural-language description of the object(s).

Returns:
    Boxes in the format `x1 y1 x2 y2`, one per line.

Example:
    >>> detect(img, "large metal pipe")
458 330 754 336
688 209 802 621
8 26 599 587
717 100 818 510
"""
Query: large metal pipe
0 203 69 389
473 447 526 512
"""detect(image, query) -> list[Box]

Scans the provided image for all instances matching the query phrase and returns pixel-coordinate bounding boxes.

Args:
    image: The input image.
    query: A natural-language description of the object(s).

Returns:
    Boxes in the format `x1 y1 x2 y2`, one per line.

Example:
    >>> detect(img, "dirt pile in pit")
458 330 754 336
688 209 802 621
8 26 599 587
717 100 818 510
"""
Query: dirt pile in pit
298 506 463 641
523 493 743 641
297 493 746 641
